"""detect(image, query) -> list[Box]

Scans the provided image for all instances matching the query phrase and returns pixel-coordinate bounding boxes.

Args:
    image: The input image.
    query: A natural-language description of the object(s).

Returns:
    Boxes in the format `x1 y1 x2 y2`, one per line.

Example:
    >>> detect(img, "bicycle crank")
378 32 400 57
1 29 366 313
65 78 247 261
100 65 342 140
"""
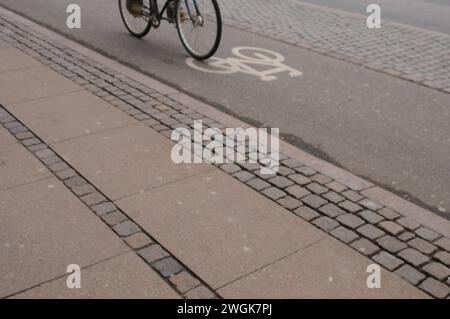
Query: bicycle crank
150 13 160 28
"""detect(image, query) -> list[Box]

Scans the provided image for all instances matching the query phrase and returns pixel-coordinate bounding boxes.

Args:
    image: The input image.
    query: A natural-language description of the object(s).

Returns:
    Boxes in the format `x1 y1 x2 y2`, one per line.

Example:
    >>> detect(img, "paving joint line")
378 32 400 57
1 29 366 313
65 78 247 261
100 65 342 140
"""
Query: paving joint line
6 88 84 106
113 169 215 203
215 237 329 291
4 250 132 299
0 175 54 193
48 122 140 146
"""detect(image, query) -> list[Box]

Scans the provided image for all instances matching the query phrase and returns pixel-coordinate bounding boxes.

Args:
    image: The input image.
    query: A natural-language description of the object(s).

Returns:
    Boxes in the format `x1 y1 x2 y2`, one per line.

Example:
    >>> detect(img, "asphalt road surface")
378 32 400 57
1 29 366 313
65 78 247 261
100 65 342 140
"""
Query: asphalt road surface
1 0 449 218
299 0 450 34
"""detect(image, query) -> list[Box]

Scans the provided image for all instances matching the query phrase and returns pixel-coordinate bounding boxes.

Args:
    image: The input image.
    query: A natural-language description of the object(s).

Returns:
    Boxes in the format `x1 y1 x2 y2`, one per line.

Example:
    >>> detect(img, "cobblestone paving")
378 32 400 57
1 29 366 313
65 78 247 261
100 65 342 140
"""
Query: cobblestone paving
0 12 449 298
219 0 450 93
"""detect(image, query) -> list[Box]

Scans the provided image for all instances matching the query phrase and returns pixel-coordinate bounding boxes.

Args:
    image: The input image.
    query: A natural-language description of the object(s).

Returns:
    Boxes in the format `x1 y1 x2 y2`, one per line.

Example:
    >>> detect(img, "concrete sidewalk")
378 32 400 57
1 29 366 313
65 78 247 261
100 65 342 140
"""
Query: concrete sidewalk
0 11 449 299
0 121 179 299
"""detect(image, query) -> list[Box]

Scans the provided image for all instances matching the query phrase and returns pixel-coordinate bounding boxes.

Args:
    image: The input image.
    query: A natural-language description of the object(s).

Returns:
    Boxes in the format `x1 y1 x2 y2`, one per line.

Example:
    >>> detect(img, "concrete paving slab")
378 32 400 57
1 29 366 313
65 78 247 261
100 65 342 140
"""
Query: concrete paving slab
7 90 137 144
0 47 41 73
53 123 213 200
0 177 129 298
12 252 179 299
218 237 428 299
116 170 326 289
0 66 81 104
0 126 51 191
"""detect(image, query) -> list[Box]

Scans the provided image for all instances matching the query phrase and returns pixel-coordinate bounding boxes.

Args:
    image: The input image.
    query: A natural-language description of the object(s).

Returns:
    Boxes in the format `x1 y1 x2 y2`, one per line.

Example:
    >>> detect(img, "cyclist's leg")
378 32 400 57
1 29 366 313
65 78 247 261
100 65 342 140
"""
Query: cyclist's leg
167 0 177 22
150 0 159 20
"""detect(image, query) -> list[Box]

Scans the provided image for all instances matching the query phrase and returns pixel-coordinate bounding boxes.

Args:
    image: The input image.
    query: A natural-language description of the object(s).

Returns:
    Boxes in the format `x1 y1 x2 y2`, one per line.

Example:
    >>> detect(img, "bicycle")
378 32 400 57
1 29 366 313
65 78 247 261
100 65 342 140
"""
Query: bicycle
119 0 222 60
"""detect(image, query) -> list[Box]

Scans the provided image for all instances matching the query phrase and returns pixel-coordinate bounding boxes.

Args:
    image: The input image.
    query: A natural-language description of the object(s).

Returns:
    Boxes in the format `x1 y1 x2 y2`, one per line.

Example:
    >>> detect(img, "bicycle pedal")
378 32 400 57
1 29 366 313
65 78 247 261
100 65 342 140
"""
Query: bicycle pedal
151 13 160 27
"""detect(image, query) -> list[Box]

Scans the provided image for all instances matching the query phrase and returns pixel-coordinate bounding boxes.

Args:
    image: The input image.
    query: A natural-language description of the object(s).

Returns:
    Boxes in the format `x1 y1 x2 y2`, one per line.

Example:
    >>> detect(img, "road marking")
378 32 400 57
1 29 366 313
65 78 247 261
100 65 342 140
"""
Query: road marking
186 47 303 81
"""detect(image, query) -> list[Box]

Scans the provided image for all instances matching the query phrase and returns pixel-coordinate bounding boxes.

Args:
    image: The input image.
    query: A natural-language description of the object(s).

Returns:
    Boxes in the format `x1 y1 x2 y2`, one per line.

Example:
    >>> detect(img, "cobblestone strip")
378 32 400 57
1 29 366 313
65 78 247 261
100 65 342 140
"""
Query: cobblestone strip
0 13 449 298
218 0 450 94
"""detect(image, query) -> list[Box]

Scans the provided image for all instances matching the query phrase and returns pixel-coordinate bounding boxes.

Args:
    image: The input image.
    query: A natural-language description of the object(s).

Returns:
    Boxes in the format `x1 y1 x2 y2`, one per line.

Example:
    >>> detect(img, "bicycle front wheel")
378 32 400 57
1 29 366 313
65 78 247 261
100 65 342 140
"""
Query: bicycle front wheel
176 0 222 60
118 0 152 38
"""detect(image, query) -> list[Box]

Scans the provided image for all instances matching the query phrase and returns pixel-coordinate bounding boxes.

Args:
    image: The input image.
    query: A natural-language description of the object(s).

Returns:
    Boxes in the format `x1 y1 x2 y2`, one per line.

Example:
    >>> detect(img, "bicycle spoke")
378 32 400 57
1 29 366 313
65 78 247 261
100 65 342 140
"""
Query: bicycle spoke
176 0 222 60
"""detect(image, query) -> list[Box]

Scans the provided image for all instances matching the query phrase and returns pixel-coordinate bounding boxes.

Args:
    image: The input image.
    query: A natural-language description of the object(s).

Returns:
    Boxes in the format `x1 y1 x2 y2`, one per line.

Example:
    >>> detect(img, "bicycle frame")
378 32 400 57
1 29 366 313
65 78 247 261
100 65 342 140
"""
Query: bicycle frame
151 0 200 24
151 0 169 22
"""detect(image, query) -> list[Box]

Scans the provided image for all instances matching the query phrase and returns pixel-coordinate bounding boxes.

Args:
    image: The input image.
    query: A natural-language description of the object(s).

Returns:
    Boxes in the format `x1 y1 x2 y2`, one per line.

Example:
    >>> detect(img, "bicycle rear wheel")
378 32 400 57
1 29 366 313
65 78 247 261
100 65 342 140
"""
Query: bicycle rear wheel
119 0 152 38
176 0 222 60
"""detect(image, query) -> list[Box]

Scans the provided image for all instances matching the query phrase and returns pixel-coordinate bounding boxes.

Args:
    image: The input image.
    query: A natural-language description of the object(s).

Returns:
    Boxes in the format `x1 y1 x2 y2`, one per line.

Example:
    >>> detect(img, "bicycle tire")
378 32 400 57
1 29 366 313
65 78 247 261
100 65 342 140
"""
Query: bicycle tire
176 0 222 60
118 0 152 38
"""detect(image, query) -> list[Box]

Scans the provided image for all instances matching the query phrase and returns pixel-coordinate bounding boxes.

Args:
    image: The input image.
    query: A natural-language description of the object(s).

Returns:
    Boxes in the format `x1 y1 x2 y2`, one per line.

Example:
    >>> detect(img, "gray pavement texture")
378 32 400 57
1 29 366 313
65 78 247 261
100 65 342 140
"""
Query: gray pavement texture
0 10 448 298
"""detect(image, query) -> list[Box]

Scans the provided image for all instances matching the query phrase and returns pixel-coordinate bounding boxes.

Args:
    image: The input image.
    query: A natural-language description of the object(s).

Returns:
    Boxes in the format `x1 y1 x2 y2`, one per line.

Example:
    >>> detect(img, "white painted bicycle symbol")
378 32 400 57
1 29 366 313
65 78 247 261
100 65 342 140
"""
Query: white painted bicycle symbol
186 47 303 81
